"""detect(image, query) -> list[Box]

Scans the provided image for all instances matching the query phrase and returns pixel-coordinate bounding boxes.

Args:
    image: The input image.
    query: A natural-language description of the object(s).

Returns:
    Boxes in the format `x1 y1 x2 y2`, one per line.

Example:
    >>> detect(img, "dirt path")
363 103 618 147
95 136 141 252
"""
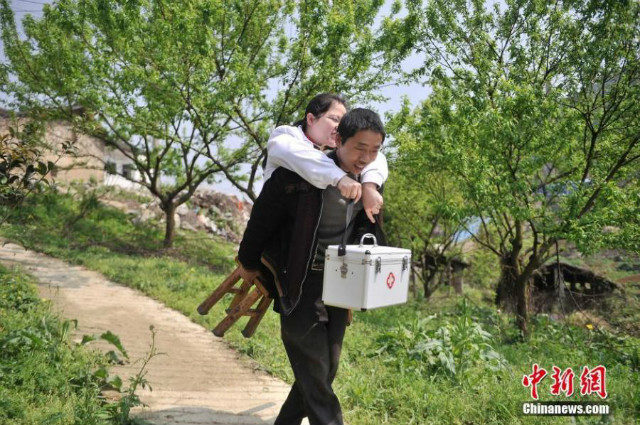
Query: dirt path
0 242 303 425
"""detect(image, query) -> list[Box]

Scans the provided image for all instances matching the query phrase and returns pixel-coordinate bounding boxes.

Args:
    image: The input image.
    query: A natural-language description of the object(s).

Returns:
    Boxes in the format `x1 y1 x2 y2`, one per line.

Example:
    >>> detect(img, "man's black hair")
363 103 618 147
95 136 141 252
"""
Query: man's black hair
337 108 385 144
293 93 348 132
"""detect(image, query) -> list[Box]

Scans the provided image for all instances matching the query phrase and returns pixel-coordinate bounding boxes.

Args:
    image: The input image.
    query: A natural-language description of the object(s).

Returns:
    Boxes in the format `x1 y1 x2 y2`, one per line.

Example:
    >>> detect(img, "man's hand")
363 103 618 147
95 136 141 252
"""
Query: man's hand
337 175 362 203
362 182 383 223
238 263 262 284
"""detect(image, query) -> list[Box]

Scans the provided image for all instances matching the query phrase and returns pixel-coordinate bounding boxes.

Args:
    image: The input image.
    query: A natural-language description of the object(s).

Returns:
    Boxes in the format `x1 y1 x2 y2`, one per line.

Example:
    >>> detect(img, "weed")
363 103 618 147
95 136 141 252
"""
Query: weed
371 299 507 382
102 326 162 424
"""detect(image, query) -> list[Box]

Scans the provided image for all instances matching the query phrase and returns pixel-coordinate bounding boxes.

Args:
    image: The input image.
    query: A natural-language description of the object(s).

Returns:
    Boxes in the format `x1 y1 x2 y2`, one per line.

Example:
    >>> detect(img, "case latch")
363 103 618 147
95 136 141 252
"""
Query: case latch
375 257 381 274
402 256 408 271
340 262 348 278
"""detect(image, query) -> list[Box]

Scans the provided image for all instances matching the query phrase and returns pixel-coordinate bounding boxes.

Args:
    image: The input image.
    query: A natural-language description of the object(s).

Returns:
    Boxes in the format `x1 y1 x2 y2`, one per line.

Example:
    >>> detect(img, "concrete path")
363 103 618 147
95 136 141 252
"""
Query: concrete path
0 242 304 425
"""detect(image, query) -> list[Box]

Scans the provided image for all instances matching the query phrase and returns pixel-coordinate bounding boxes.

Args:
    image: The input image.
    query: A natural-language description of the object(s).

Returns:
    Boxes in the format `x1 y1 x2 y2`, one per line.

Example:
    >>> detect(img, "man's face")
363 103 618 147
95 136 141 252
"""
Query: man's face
305 102 347 148
335 129 383 175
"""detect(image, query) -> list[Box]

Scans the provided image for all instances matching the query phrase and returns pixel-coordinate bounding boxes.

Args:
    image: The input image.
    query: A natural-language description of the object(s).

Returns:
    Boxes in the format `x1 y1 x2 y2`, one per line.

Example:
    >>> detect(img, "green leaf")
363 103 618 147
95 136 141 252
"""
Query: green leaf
100 330 128 359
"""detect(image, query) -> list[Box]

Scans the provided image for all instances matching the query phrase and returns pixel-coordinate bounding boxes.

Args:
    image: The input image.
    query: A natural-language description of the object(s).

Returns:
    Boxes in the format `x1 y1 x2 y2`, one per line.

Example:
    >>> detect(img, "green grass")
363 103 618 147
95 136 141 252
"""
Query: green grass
1 191 639 424
99 185 153 205
0 263 136 424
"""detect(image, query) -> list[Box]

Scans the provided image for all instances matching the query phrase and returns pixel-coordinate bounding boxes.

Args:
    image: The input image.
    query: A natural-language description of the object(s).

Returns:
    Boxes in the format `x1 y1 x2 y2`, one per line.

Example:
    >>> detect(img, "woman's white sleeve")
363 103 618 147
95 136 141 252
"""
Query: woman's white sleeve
361 152 388 187
267 133 346 189
267 129 389 188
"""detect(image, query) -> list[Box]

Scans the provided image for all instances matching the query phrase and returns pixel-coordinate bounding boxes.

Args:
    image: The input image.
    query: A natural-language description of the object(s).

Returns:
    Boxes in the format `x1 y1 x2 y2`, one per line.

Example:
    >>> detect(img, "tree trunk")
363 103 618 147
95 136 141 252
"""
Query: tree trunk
496 256 532 337
410 266 418 299
515 274 531 338
452 272 463 295
422 268 438 299
494 219 534 336
496 219 524 307
555 265 565 315
162 202 176 248
495 254 520 310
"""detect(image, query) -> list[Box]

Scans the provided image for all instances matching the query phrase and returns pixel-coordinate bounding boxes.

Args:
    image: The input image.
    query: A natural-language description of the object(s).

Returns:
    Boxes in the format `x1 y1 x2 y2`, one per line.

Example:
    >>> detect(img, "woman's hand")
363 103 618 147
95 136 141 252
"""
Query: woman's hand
337 175 362 202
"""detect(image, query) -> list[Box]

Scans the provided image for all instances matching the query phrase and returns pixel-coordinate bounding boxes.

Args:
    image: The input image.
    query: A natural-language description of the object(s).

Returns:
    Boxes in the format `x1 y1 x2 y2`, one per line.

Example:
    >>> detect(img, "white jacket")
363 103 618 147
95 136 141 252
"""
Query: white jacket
264 125 388 188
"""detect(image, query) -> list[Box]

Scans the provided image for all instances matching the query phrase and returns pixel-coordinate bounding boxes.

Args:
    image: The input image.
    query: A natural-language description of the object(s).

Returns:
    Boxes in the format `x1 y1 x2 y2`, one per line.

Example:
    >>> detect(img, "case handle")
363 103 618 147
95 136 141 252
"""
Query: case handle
338 201 355 257
359 233 377 247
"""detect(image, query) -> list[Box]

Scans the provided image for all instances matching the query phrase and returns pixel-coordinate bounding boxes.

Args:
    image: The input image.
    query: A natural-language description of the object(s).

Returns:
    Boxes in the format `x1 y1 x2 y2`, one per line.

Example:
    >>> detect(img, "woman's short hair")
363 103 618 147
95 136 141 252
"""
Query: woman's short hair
294 93 348 132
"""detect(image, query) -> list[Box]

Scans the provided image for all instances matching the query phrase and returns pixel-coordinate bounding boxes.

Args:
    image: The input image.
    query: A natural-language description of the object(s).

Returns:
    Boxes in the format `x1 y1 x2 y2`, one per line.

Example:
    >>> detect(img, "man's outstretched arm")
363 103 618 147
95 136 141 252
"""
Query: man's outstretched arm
361 154 387 223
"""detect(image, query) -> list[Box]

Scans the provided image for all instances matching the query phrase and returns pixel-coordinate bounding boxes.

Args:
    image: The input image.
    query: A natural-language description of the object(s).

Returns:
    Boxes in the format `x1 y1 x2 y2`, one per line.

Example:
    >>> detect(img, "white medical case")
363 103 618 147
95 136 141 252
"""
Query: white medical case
322 234 411 310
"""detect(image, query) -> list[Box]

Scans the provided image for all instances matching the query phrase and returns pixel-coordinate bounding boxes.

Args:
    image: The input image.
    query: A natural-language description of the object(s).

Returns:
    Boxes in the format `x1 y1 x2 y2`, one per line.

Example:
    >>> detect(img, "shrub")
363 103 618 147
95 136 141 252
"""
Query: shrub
370 299 507 382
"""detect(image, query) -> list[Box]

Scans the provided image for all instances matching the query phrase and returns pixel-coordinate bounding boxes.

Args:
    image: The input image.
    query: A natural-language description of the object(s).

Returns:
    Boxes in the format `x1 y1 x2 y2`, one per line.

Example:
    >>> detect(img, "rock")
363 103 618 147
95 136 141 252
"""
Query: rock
209 205 223 218
139 209 155 222
196 213 210 227
174 213 181 229
181 222 196 231
176 204 189 215
196 213 219 234
143 199 161 210
180 210 200 228
101 199 128 210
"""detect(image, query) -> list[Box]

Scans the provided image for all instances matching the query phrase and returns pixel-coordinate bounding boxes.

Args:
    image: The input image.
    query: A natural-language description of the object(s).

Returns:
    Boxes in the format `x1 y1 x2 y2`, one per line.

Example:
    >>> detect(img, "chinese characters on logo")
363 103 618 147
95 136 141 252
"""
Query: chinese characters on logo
522 365 607 399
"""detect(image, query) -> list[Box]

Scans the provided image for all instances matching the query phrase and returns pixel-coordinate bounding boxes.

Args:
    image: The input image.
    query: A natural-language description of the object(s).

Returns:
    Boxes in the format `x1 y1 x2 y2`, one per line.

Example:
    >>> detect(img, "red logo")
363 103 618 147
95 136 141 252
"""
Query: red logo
522 363 547 400
386 272 395 289
522 364 608 399
580 366 608 399
550 366 575 397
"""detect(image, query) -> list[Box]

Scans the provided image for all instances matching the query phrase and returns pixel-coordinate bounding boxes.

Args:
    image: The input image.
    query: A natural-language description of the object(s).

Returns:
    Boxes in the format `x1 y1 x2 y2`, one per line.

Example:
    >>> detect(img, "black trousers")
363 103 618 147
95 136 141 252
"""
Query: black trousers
274 270 349 425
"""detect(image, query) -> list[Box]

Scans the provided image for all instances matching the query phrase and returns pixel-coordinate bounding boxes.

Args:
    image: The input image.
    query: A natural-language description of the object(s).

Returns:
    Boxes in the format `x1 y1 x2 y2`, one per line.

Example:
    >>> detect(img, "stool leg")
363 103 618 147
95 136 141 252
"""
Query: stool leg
212 287 262 337
242 296 272 338
197 268 241 315
227 280 252 312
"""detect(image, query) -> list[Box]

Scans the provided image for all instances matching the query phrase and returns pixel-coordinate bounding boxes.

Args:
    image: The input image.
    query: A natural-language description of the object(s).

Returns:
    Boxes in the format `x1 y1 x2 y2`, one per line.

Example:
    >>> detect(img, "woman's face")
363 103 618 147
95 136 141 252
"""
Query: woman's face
305 101 347 148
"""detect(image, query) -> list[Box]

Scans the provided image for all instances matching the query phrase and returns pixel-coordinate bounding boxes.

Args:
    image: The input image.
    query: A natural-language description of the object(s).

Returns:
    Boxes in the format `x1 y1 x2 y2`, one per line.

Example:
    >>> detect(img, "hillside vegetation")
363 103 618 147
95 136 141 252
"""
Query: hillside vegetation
1 190 639 424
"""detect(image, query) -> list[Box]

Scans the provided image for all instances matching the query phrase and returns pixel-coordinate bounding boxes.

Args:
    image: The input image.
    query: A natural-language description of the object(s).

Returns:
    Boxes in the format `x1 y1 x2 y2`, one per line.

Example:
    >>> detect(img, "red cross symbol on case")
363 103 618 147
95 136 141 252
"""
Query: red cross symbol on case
386 272 396 289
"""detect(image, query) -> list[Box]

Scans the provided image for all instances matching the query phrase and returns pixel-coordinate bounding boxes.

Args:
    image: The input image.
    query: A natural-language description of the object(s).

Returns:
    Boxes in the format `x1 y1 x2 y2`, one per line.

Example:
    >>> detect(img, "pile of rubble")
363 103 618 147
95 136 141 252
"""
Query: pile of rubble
182 190 252 243
108 189 252 243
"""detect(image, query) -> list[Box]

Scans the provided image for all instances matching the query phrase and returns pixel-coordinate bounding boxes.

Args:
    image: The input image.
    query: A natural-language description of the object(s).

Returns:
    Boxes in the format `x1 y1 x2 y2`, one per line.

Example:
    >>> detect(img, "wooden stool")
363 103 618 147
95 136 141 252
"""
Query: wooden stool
197 266 272 338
